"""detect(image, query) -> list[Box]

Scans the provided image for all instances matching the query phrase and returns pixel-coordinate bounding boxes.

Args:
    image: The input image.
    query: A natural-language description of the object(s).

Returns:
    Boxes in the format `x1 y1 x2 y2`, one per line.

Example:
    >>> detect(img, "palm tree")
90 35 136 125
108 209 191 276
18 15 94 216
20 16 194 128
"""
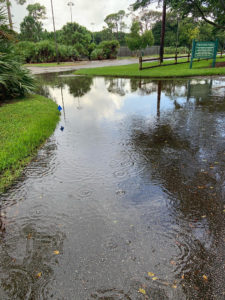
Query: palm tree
0 0 26 30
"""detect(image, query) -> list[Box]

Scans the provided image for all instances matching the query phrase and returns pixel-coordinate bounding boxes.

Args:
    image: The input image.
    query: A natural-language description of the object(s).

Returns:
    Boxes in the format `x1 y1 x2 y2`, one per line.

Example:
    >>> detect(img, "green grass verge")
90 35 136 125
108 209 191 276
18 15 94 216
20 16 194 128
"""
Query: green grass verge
75 57 225 78
24 62 78 67
0 94 60 192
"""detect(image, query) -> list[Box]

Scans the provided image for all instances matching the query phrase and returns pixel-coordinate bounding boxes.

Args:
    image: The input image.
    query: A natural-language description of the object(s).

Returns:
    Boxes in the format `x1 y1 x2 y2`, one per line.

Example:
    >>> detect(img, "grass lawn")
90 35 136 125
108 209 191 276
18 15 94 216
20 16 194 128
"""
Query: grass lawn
75 57 225 78
0 95 60 192
24 62 79 67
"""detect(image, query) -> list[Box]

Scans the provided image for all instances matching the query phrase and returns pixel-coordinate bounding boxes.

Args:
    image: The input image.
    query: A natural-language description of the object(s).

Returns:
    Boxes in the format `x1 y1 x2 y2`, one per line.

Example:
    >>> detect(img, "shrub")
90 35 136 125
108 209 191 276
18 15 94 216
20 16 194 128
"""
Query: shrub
14 40 80 63
0 54 35 100
34 40 56 62
75 42 88 57
14 41 35 63
98 40 120 59
90 48 106 60
58 44 80 61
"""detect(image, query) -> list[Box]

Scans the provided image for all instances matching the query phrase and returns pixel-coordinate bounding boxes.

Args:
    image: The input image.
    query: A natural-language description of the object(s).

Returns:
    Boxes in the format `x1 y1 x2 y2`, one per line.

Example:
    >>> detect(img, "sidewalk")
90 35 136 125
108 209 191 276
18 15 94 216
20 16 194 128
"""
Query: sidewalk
27 58 137 75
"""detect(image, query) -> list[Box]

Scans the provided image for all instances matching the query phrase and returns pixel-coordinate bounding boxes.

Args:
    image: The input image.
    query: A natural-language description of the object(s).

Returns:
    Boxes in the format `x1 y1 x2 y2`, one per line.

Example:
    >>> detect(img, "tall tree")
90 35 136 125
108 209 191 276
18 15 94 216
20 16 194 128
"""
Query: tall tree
0 0 26 30
133 0 167 63
126 20 154 55
20 3 46 42
104 10 126 40
170 0 225 30
26 2 46 21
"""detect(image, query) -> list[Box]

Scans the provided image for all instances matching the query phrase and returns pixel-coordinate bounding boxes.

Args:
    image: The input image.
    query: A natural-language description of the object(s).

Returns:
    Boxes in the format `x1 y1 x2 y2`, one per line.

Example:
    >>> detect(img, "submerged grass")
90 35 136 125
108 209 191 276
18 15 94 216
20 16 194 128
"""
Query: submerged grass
75 57 225 78
0 94 60 192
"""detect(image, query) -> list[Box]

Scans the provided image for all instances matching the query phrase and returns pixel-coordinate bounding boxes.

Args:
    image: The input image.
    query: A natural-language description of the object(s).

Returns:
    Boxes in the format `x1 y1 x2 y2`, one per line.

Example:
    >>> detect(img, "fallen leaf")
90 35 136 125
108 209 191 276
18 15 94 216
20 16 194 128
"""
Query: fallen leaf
148 272 155 277
139 288 146 295
170 260 176 265
36 272 42 278
152 277 158 281
203 275 208 281
210 187 214 189
181 274 185 279
27 233 32 239
198 186 205 189
172 285 177 289
53 250 59 255
210 166 214 169
201 215 206 218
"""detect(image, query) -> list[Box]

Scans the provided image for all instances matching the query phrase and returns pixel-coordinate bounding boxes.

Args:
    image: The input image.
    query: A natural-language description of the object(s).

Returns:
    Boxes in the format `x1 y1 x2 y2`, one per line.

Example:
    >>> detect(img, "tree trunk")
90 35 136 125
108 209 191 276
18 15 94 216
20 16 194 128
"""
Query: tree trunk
6 0 13 30
160 0 167 63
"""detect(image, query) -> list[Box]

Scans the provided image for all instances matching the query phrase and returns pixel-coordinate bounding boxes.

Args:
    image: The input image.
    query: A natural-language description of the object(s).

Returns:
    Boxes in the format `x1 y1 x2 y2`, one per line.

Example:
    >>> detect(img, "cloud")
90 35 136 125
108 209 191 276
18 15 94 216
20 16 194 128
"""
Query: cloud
11 0 136 32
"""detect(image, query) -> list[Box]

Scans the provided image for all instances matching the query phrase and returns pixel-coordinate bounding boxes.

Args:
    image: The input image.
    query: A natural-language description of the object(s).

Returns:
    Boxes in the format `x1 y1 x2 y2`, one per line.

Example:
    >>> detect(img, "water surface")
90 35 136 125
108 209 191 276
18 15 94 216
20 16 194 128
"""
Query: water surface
0 74 225 299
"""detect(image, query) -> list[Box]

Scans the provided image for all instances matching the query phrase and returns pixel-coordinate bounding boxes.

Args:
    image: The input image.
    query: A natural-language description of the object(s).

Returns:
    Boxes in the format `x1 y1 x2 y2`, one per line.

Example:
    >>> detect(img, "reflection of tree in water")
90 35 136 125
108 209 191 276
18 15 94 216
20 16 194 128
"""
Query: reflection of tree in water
63 76 93 98
130 80 225 299
130 78 158 95
36 74 93 100
105 78 127 96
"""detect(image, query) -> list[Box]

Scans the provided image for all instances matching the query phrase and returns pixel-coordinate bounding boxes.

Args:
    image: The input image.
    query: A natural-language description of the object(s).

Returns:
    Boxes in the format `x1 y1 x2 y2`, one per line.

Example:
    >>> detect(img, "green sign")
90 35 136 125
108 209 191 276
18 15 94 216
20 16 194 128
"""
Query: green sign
190 39 218 69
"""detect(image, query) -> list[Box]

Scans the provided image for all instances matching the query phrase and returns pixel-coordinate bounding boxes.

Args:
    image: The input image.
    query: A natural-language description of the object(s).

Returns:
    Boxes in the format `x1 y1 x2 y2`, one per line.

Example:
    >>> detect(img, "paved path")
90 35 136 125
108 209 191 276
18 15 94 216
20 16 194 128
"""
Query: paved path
27 58 138 75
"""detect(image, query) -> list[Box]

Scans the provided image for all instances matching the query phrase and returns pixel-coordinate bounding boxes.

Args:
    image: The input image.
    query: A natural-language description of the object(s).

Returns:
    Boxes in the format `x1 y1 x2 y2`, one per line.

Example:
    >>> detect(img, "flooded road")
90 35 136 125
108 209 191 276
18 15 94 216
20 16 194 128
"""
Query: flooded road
0 74 225 299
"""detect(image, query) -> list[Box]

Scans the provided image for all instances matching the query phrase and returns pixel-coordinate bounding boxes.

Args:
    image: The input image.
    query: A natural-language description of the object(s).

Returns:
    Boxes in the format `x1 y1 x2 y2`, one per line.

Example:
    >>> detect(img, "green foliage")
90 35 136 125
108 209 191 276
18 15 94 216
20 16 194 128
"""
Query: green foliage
0 94 59 191
20 15 43 42
26 2 46 20
94 29 127 46
14 41 35 62
87 43 96 59
15 40 80 63
75 57 225 78
104 10 126 37
126 21 154 53
90 48 105 60
98 40 120 59
0 54 35 100
59 22 91 49
164 46 189 54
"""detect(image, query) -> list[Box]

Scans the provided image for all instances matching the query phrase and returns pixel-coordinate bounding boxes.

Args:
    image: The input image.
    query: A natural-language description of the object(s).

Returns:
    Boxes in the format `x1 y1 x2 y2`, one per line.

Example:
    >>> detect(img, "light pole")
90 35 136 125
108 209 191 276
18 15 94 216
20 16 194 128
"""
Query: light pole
50 0 60 64
67 2 74 23
91 22 95 43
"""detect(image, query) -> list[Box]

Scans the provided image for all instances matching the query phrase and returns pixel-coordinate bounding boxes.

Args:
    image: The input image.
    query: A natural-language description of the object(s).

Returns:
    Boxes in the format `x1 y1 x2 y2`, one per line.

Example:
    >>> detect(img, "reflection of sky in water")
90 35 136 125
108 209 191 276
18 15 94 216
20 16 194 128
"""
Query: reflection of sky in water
1 75 225 300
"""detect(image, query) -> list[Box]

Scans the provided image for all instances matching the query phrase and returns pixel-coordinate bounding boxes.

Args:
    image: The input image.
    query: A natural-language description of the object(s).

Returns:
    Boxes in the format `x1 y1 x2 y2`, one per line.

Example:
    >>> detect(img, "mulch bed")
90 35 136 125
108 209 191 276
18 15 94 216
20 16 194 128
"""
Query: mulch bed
215 61 225 68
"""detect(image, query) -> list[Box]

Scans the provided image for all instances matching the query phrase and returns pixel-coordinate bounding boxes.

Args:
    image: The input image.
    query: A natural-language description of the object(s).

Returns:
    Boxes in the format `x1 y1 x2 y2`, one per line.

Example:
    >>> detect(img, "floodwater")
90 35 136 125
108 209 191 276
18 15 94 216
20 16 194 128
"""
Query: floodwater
0 74 225 300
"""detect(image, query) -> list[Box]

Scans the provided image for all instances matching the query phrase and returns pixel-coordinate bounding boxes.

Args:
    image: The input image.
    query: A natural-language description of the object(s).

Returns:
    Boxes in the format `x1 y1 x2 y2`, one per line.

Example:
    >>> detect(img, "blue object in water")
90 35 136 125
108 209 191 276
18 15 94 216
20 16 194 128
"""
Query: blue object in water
58 105 62 112
60 126 64 131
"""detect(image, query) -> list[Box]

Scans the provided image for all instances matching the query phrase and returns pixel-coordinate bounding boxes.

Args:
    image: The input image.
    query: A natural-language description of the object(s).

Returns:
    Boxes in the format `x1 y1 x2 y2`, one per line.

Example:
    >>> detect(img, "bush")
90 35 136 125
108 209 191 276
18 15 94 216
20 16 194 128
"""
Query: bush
98 40 120 59
58 44 80 61
90 48 106 60
0 54 35 100
164 46 189 54
14 40 80 63
14 41 35 63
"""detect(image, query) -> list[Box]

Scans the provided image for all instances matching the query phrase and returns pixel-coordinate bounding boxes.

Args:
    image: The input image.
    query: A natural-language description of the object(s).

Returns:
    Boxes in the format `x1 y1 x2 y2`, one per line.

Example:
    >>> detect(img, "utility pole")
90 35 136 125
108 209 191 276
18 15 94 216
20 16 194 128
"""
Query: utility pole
67 1 74 23
160 0 167 64
50 0 60 64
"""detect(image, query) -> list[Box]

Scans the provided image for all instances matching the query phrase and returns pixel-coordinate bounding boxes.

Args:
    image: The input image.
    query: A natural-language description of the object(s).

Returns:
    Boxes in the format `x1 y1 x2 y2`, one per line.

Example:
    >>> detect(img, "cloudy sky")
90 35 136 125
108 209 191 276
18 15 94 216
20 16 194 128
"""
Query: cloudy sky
11 0 133 32
11 0 158 32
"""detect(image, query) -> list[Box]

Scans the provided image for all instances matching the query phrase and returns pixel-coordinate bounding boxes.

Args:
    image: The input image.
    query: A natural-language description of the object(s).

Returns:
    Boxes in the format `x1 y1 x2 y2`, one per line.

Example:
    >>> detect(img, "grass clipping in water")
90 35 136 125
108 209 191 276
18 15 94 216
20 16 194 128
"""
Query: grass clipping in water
0 94 60 192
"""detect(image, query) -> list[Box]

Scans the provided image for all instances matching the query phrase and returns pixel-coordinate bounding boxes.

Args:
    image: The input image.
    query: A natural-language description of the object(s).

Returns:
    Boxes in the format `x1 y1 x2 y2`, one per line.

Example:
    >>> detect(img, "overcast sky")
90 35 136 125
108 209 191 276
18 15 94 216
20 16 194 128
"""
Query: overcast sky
11 0 158 32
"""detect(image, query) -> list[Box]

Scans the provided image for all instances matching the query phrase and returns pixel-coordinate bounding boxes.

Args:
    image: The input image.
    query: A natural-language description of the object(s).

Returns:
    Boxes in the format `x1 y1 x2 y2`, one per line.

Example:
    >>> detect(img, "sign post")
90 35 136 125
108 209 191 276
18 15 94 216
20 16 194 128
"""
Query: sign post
190 39 218 69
